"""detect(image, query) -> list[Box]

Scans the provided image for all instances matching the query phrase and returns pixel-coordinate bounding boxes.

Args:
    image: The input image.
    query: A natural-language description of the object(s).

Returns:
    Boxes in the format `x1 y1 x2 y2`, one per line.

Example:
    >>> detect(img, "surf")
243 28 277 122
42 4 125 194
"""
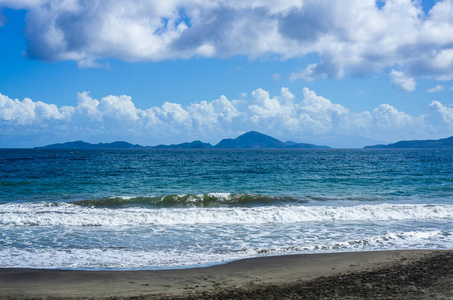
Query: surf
1 202 452 227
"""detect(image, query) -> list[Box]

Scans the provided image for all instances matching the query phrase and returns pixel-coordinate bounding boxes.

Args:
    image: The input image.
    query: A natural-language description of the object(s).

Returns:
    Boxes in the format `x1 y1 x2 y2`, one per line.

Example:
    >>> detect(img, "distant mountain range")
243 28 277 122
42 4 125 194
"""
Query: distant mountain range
36 133 453 150
36 131 330 149
364 136 453 148
35 141 144 149
153 140 213 149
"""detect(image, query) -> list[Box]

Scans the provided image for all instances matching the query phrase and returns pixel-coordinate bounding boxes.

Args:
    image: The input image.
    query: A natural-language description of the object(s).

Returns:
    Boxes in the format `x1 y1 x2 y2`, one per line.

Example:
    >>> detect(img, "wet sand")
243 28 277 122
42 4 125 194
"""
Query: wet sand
1 250 452 299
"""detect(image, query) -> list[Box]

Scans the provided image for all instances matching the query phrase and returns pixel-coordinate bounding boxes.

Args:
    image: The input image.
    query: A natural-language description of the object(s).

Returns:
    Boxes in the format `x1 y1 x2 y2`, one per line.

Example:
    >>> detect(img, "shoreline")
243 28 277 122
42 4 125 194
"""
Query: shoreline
1 250 453 299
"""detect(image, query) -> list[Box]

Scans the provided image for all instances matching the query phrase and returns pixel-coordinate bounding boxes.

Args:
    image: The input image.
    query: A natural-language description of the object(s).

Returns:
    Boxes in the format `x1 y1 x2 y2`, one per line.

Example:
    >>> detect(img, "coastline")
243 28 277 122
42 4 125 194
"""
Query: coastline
1 250 452 299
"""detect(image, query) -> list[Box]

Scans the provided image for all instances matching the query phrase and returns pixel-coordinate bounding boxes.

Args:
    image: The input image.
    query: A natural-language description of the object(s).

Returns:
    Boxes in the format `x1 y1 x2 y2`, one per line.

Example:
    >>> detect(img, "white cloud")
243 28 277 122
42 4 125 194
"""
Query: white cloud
2 0 453 85
289 64 328 82
77 58 109 69
298 87 350 133
372 104 414 129
390 70 416 92
427 85 445 93
429 100 453 125
98 94 141 121
2 87 451 147
0 93 71 125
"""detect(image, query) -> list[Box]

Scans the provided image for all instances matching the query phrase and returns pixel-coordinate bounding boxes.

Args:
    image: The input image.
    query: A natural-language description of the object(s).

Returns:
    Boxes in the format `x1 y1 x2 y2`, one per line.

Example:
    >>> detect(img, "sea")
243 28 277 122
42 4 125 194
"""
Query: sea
0 148 452 270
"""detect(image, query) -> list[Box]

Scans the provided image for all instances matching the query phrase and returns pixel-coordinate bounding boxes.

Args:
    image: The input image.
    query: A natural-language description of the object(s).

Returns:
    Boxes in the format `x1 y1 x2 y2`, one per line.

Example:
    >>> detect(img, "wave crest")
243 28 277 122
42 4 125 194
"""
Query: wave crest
73 193 299 208
1 203 453 227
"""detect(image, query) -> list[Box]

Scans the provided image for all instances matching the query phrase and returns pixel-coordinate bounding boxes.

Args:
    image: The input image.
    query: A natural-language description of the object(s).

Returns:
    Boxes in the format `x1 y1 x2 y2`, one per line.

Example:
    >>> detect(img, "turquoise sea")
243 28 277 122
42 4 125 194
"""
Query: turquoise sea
1 149 452 269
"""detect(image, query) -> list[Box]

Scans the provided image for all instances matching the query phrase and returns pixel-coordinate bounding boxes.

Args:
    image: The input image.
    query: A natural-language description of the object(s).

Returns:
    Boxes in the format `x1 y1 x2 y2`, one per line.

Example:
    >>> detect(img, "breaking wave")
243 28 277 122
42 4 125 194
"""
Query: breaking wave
1 202 453 227
72 193 300 208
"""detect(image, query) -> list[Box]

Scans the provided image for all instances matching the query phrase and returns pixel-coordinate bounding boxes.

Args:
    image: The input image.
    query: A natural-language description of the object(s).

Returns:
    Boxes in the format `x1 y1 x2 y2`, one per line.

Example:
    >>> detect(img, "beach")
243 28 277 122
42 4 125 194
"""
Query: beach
1 250 452 299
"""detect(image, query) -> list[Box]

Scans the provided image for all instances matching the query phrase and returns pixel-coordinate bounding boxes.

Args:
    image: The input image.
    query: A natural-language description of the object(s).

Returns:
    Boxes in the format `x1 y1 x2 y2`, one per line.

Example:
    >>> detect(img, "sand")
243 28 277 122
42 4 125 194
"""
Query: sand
1 250 452 299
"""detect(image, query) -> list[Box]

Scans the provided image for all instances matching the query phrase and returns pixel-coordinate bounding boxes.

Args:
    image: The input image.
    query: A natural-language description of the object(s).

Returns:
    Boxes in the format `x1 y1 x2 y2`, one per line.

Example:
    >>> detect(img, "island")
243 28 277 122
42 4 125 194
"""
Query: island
364 136 453 149
153 140 213 149
35 141 144 149
35 131 330 149
214 131 330 149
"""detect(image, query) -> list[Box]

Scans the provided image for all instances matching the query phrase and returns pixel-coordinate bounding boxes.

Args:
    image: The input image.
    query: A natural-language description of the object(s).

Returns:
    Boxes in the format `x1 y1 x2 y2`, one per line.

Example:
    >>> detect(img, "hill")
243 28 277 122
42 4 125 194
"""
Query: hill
214 131 330 149
214 131 283 148
364 136 453 149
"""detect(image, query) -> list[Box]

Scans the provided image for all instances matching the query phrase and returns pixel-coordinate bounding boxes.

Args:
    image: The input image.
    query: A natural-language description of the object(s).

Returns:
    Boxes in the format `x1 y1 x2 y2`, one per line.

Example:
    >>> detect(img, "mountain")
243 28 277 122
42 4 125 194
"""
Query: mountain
214 131 330 149
215 131 283 148
36 141 144 149
153 140 213 149
364 136 453 149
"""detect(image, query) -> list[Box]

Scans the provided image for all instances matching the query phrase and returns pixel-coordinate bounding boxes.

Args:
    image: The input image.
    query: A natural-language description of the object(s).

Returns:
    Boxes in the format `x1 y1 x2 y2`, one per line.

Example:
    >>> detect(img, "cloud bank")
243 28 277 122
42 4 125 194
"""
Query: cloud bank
1 87 452 147
1 0 453 87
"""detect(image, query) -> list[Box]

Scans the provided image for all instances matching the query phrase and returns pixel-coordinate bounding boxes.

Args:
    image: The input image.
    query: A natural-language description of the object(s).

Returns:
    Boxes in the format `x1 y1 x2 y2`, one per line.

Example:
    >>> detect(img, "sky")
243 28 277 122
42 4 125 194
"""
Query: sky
0 0 453 148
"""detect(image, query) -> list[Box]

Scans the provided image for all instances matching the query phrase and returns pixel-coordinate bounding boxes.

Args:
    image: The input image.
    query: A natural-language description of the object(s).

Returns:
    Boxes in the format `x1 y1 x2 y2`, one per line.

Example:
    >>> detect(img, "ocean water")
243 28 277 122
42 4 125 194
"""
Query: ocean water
0 148 452 270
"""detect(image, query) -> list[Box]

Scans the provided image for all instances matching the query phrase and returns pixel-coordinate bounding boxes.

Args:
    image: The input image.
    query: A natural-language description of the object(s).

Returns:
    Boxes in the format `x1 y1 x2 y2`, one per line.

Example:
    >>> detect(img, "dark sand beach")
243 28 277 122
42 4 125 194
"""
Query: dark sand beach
1 250 452 299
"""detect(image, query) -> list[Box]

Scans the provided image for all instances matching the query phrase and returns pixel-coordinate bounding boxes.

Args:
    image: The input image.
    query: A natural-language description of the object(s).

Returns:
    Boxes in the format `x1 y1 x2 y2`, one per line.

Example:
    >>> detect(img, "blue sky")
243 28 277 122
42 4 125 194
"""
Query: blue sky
1 0 453 148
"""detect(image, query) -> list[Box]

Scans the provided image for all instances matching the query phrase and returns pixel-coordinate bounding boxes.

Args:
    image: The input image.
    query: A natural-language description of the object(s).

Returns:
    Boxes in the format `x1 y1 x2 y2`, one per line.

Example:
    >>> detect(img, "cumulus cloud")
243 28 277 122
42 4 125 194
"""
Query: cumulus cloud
428 100 453 125
2 0 453 85
0 93 72 125
1 87 452 147
390 70 416 92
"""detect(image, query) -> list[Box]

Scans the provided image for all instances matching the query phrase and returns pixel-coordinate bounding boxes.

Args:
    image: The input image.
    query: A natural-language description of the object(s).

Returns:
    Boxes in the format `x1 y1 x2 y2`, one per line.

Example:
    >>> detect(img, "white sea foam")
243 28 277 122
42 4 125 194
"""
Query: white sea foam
1 202 453 227
262 230 453 254
0 230 450 269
